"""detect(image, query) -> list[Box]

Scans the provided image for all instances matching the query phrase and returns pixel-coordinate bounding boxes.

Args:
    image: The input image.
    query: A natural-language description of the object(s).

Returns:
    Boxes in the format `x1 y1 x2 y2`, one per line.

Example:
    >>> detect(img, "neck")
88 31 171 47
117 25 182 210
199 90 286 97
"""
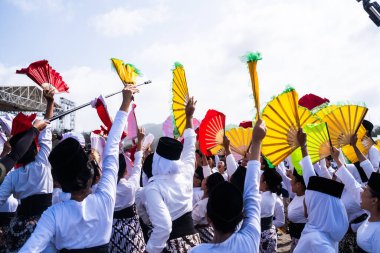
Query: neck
212 230 233 244
296 190 305 196
369 210 380 222
71 188 91 202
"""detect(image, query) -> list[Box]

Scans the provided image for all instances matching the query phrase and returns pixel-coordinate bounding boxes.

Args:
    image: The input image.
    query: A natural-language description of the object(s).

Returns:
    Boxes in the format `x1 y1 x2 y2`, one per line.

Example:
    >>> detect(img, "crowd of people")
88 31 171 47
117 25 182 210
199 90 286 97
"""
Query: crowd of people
0 85 380 253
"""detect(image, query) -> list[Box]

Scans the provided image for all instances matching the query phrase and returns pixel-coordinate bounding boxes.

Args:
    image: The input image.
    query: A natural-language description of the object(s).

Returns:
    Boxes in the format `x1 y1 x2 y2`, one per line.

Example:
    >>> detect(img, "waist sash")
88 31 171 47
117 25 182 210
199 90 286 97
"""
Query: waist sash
17 193 52 217
113 204 137 219
60 244 109 253
260 216 273 232
169 211 196 240
288 222 306 239
0 211 16 226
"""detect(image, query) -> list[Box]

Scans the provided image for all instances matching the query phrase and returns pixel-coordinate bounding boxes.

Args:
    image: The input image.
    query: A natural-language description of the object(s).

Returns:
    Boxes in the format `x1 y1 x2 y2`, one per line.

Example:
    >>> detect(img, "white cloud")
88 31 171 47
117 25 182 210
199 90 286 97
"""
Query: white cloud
91 6 169 37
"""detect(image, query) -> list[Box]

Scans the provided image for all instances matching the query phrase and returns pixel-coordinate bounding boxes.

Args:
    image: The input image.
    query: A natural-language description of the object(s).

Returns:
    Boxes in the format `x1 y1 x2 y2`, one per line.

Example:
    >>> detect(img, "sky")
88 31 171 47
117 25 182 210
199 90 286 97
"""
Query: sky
0 0 380 132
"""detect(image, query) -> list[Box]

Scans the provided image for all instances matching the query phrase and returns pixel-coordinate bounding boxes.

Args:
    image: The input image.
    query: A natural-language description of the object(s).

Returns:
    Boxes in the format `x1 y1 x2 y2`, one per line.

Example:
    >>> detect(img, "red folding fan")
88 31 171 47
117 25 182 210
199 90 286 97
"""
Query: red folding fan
298 93 329 111
16 60 69 93
199 110 226 156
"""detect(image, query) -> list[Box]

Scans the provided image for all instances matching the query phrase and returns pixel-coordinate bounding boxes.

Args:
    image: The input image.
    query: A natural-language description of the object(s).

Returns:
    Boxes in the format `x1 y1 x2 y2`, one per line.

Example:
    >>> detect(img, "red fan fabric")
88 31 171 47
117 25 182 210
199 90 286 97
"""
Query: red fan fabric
239 121 253 129
298 93 329 110
91 96 127 139
127 104 138 140
16 60 69 93
11 112 37 136
199 109 226 156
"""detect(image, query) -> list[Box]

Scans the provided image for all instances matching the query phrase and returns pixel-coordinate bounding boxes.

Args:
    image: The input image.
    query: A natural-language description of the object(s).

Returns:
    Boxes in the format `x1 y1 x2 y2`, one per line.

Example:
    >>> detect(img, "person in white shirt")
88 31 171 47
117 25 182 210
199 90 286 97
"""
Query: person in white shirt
144 97 201 253
363 120 380 171
259 166 283 253
0 89 54 252
109 128 146 253
273 195 285 229
287 169 307 252
294 129 348 253
19 86 137 253
189 118 265 253
192 172 225 243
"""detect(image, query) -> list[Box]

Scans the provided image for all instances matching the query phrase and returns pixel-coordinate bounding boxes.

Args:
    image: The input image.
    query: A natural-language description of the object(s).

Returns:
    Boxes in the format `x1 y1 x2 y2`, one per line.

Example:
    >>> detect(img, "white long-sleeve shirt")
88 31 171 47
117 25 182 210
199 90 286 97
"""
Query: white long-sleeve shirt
192 197 208 225
189 160 261 253
367 145 380 171
0 195 18 212
226 154 237 179
273 196 285 228
357 218 380 252
260 191 276 218
0 125 53 205
144 128 196 253
19 110 127 252
135 187 151 227
288 195 307 224
115 151 143 211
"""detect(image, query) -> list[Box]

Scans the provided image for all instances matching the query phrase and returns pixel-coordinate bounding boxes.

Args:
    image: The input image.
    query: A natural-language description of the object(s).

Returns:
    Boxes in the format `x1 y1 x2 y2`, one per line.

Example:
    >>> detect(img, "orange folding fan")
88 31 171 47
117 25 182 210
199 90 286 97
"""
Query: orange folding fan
225 127 253 161
199 110 225 156
262 88 320 166
171 62 190 138
321 105 368 147
16 60 69 93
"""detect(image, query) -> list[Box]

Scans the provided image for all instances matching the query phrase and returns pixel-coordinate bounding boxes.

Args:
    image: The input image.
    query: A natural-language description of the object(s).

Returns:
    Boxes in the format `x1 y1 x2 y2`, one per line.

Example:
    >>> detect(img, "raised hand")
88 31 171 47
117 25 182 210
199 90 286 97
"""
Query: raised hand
137 128 146 151
33 119 49 131
350 134 358 147
185 96 197 118
43 88 55 103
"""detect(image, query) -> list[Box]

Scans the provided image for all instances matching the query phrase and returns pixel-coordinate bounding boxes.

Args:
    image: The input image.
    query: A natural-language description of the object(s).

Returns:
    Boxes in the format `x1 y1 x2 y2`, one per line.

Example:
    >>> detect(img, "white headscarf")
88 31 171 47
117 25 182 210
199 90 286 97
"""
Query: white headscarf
152 152 183 176
304 190 349 242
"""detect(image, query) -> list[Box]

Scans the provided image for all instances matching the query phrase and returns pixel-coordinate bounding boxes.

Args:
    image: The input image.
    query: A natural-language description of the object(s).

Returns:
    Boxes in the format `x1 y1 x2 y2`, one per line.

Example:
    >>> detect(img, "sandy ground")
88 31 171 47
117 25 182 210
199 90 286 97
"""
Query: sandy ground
277 229 292 253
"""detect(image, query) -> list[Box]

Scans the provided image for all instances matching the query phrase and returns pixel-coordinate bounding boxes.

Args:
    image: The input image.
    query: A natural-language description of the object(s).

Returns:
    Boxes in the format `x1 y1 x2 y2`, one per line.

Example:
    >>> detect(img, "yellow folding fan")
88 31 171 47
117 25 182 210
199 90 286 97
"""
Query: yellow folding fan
314 105 339 119
225 127 253 161
322 105 368 148
342 125 374 163
111 58 141 85
304 122 332 164
262 88 320 166
171 62 190 138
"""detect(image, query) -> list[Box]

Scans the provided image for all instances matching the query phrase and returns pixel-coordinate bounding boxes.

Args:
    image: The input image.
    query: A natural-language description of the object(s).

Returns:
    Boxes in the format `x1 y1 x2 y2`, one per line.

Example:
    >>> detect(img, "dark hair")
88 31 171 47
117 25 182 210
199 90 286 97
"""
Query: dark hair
262 168 283 195
9 133 37 166
195 150 203 158
368 187 380 212
230 166 247 194
49 138 95 193
142 153 154 179
207 182 243 233
206 173 225 197
118 153 127 182
292 169 306 190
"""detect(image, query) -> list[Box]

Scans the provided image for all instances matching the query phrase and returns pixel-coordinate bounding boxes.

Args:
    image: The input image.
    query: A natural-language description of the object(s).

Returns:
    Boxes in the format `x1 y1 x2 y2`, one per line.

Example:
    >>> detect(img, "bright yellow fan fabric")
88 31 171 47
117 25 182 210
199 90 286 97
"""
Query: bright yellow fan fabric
111 58 139 85
304 123 331 164
342 125 373 163
322 105 368 148
248 61 260 117
172 64 189 137
225 127 253 160
262 89 319 166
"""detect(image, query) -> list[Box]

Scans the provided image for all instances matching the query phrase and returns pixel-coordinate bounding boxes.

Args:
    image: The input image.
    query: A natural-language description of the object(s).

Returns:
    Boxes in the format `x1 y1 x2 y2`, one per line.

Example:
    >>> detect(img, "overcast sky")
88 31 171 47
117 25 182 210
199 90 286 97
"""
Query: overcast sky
1 0 379 131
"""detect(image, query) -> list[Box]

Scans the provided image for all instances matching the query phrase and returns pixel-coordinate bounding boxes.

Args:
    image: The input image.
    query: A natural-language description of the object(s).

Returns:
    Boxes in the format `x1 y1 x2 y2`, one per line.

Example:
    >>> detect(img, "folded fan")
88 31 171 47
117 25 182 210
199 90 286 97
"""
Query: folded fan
225 127 253 161
16 60 69 93
111 58 141 86
199 110 225 156
242 52 262 118
171 62 190 138
322 105 368 147
262 88 320 166
342 125 373 163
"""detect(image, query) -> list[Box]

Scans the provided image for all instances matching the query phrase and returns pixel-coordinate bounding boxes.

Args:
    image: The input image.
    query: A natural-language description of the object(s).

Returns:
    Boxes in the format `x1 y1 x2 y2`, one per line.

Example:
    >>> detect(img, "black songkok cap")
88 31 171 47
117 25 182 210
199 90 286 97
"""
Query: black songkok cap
156 137 183 160
362 120 374 134
368 172 380 195
307 176 344 198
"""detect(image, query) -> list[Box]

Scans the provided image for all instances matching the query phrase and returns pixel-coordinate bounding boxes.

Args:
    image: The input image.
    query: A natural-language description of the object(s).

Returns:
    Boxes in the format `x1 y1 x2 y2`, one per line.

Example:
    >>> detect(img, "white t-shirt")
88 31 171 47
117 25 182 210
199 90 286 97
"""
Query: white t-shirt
189 160 261 253
19 110 127 252
357 218 380 253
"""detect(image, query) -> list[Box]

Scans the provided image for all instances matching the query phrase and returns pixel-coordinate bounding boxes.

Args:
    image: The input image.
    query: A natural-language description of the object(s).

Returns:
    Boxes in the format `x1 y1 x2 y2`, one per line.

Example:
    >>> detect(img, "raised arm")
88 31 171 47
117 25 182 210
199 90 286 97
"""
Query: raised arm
201 153 212 177
96 87 136 197
224 136 238 178
333 148 362 206
243 119 266 246
0 120 47 182
43 89 55 120
297 128 316 186
180 97 197 167
126 128 145 188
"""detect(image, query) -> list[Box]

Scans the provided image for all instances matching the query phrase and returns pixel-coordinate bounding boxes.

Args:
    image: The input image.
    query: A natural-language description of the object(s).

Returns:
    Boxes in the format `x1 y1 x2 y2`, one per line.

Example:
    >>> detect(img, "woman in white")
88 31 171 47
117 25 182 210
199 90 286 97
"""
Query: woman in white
189 118 266 253
18 87 137 252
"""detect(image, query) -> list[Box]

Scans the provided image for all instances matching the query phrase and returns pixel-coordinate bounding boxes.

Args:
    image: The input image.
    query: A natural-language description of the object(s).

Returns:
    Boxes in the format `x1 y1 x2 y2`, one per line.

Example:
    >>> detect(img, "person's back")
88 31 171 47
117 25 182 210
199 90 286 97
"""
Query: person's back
190 118 265 253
